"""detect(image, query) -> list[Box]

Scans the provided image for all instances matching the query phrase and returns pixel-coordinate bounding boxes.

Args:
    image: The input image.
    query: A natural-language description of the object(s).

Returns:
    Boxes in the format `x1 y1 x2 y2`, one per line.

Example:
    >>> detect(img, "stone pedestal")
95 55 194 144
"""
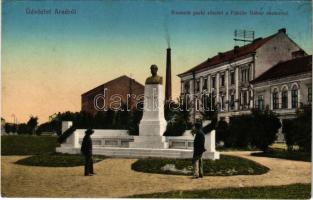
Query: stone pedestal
129 84 168 149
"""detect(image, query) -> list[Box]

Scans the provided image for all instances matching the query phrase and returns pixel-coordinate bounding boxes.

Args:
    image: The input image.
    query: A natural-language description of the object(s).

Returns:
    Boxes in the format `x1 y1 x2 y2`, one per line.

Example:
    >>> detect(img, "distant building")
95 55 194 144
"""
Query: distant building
81 75 144 115
251 55 312 120
178 28 306 122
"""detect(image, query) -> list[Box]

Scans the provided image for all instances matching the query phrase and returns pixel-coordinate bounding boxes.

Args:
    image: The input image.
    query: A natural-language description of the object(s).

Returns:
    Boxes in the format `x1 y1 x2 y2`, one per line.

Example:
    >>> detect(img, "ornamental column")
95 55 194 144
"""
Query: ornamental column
288 89 292 109
225 70 229 111
235 67 239 110
208 74 211 94
216 72 220 108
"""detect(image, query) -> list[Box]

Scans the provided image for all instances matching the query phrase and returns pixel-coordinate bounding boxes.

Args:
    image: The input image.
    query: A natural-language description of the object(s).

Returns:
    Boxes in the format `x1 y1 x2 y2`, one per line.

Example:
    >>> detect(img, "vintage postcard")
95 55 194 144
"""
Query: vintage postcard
1 0 312 198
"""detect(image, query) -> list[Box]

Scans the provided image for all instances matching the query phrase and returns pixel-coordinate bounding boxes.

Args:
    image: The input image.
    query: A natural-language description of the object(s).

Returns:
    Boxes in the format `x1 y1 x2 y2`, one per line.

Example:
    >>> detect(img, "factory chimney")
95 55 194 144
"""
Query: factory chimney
165 48 172 102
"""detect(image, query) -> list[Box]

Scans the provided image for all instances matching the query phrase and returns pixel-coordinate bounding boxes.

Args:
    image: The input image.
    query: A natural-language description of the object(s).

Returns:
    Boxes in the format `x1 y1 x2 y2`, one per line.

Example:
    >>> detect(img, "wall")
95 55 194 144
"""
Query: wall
255 31 302 77
81 76 144 115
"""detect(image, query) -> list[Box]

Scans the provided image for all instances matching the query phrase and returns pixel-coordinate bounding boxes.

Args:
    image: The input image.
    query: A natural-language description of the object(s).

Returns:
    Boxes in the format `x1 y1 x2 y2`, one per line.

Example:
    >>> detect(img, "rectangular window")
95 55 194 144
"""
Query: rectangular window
291 89 298 108
196 80 200 92
212 77 216 89
258 95 264 110
273 92 278 109
195 99 200 111
308 87 312 104
230 95 235 110
203 78 207 90
221 74 225 87
241 70 245 83
243 91 247 105
230 72 235 85
282 90 288 109
184 82 190 94
247 68 250 81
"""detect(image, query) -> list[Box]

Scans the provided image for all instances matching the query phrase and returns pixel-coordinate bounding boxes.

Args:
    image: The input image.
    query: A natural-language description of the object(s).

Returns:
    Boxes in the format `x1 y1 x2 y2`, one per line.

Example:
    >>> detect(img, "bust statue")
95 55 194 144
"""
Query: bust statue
145 64 163 85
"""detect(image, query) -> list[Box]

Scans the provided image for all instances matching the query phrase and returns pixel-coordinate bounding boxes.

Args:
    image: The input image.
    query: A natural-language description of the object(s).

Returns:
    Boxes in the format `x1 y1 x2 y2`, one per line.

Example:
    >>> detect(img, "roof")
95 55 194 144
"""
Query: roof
250 55 312 84
178 30 282 77
81 75 144 96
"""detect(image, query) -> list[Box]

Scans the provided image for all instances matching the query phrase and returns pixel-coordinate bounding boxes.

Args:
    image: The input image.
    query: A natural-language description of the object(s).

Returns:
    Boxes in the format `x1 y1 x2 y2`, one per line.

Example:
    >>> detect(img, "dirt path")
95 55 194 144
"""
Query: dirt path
1 151 311 197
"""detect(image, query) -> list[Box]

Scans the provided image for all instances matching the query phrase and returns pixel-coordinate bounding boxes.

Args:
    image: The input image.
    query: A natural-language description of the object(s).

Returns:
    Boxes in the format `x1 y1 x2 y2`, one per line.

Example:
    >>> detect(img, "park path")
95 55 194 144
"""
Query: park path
1 151 311 197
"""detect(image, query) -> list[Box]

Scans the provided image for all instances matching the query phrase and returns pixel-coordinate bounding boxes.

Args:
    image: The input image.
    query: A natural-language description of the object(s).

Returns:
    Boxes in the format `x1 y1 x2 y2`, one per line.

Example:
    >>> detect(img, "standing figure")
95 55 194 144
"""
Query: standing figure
81 128 94 176
193 120 206 178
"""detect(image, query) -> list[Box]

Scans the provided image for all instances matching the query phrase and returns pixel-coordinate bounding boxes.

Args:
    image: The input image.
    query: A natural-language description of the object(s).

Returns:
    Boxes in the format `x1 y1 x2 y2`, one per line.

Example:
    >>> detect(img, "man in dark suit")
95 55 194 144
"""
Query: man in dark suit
81 128 94 176
193 120 206 178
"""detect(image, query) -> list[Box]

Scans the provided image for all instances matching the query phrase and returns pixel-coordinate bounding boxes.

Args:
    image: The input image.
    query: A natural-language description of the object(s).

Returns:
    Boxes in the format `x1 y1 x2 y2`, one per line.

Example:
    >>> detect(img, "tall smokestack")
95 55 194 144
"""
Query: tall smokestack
165 48 172 101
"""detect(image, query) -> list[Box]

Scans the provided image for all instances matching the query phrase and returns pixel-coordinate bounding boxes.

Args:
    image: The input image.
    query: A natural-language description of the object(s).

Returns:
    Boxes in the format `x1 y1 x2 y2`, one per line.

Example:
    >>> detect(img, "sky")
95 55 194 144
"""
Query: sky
1 0 312 123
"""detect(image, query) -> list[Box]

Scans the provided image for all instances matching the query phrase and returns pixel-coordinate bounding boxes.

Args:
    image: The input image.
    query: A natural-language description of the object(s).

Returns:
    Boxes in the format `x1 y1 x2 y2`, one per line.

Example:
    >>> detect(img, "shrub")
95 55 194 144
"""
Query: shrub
164 99 192 136
219 109 281 151
283 105 312 152
282 119 296 151
127 108 143 135
215 120 229 145
228 114 254 148
250 109 281 152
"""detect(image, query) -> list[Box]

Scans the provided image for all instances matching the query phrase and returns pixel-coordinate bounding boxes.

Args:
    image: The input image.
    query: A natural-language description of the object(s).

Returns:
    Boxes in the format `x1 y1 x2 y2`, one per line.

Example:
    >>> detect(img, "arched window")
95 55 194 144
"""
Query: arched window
281 87 288 109
272 89 279 109
291 85 298 108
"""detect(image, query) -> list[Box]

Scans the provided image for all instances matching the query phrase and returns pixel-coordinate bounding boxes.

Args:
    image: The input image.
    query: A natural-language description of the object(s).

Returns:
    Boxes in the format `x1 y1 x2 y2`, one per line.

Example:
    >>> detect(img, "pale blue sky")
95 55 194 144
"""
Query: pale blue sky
2 0 312 123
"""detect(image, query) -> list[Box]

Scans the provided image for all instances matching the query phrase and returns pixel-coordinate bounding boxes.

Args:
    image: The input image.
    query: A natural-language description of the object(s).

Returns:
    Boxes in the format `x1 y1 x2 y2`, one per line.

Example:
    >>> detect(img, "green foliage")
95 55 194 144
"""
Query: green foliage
249 109 281 152
26 116 38 134
1 135 58 155
127 108 143 135
15 153 106 167
228 115 254 148
4 123 17 133
282 105 312 152
216 110 281 151
129 184 311 199
131 155 269 176
164 99 192 136
215 120 230 144
5 116 38 135
17 123 30 134
36 121 58 135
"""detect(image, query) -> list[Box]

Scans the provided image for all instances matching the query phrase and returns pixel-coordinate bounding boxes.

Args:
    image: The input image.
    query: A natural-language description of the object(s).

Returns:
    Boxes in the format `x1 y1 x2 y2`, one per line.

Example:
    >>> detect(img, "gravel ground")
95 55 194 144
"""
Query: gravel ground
1 151 311 198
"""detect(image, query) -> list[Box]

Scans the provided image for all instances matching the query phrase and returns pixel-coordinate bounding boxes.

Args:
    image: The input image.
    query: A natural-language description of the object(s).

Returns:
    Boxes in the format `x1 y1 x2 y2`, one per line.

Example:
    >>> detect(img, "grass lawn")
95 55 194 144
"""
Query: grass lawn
251 149 311 162
131 155 269 176
129 183 311 199
15 153 106 167
1 135 59 155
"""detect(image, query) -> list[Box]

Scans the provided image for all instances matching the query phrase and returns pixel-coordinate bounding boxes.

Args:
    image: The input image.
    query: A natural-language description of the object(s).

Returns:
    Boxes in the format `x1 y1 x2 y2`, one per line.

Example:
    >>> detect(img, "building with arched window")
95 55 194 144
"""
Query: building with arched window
251 55 312 120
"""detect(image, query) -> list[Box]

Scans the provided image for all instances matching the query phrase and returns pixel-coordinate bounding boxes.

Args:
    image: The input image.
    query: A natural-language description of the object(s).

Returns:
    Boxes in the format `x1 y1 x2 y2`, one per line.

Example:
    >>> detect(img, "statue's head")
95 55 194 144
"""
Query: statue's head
150 64 158 76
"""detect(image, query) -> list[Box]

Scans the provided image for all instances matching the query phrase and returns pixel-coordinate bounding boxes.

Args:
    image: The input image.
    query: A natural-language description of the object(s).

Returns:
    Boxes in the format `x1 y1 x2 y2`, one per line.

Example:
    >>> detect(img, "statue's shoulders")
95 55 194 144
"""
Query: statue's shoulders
145 75 163 84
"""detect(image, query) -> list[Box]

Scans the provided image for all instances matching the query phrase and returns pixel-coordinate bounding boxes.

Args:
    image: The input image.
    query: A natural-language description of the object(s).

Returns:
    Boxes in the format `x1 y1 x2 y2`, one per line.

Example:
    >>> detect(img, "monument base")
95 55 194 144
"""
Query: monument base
56 146 220 160
129 136 169 149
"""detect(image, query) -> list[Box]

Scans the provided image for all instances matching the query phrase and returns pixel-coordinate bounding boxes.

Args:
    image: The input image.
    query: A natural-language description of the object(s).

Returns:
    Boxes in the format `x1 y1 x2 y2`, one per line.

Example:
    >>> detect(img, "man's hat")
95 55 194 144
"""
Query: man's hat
85 128 94 135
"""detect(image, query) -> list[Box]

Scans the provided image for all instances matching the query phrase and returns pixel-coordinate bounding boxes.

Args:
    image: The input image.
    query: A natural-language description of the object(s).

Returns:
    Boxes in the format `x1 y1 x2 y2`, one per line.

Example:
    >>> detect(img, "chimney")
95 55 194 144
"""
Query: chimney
278 28 286 34
234 45 239 53
165 48 172 101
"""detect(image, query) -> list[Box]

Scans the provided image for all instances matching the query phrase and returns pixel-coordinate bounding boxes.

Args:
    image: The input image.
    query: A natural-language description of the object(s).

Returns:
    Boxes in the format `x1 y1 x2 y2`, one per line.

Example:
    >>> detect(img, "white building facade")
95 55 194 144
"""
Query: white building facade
178 28 305 122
